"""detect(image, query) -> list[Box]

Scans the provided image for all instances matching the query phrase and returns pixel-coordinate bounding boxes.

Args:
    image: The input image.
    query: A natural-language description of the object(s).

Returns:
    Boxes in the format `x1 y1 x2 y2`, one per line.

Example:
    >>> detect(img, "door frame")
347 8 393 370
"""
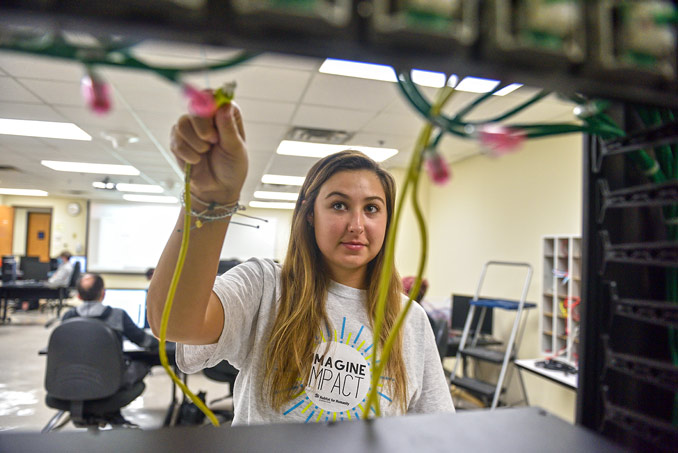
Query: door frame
21 207 53 260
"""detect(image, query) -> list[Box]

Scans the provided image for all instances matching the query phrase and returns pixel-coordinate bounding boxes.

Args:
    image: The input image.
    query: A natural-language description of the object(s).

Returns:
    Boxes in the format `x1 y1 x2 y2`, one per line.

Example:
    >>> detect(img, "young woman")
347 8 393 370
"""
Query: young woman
147 103 454 425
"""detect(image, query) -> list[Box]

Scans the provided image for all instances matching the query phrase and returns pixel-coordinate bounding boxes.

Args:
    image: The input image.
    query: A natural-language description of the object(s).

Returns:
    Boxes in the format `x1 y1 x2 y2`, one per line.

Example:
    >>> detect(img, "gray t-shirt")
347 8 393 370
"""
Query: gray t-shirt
177 258 454 425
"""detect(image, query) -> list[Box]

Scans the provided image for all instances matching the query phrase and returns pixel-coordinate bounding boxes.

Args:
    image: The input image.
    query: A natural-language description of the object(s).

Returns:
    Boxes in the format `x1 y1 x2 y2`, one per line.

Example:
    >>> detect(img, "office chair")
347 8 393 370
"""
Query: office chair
42 317 144 432
201 360 238 422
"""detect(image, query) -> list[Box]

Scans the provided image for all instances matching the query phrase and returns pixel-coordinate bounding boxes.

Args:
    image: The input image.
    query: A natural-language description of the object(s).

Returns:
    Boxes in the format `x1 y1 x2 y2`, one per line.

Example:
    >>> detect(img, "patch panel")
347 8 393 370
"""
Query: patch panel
0 1 677 108
370 0 480 54
230 0 354 37
593 0 677 81
487 0 586 66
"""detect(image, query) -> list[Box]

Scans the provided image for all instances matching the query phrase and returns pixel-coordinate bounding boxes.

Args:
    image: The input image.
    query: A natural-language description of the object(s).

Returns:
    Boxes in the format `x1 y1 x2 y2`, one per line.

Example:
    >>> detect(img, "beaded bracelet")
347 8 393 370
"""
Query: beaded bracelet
180 191 243 229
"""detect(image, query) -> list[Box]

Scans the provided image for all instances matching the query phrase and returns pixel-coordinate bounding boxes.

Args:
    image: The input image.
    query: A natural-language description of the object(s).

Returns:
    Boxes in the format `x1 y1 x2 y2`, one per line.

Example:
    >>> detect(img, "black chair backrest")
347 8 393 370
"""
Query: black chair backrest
45 317 124 400
203 360 238 383
68 261 81 288
432 317 450 362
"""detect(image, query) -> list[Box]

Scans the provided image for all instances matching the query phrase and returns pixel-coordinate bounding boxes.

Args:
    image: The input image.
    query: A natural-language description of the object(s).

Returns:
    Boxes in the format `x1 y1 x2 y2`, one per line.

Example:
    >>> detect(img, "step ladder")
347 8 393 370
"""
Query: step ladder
450 261 536 409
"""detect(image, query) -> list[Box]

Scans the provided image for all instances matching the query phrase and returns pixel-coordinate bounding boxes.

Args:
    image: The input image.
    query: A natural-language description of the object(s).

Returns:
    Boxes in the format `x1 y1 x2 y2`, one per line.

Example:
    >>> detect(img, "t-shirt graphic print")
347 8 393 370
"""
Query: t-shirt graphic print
282 317 393 423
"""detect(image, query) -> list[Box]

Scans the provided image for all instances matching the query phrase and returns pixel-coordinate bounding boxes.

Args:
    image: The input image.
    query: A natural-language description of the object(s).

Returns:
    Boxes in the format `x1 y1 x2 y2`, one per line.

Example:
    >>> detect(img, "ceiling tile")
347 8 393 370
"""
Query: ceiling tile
266 155 318 177
362 112 425 137
54 105 144 134
0 102 65 122
0 77 43 103
0 135 46 148
292 105 374 131
350 132 415 151
302 74 398 111
0 52 83 81
18 79 82 106
237 98 296 125
243 123 288 153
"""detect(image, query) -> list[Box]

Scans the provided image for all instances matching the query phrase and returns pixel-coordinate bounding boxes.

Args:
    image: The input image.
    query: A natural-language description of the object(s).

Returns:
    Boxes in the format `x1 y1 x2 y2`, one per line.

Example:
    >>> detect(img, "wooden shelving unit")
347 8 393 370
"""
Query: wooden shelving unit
541 235 582 365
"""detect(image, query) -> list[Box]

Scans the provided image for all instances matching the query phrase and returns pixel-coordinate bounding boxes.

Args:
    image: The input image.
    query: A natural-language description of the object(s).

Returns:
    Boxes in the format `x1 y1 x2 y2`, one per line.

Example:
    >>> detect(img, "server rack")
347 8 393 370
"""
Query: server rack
580 113 678 451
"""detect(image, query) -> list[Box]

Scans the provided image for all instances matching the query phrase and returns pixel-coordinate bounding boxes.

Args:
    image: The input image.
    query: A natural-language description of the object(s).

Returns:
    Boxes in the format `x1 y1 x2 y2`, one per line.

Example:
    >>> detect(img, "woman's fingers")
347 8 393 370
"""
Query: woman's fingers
188 114 219 146
231 101 246 141
176 117 212 154
215 103 246 152
171 125 201 164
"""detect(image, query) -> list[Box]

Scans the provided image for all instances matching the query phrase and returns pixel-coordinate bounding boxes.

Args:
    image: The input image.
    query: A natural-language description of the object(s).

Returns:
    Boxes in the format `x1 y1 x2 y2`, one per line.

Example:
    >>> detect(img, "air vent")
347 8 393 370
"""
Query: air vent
0 165 20 172
285 127 352 144
65 190 87 195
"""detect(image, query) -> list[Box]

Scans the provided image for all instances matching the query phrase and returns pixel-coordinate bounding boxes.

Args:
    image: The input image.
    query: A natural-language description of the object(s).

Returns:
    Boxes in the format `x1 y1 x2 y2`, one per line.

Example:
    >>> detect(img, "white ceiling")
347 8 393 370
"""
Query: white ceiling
0 38 578 205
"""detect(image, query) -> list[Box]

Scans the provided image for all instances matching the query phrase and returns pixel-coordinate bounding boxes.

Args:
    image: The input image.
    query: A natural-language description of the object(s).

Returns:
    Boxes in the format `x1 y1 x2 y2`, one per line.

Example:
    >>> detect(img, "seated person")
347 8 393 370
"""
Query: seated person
402 276 436 331
47 251 74 287
62 273 159 390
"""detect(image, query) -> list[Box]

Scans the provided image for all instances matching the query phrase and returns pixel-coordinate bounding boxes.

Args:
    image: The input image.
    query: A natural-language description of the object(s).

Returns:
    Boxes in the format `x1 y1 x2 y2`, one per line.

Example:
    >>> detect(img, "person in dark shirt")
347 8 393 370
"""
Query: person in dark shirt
61 273 159 389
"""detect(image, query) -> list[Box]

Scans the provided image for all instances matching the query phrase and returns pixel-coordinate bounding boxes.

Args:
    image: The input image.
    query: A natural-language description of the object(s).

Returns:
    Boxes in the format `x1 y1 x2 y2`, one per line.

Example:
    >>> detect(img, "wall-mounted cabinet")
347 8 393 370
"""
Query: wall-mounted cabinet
542 235 581 365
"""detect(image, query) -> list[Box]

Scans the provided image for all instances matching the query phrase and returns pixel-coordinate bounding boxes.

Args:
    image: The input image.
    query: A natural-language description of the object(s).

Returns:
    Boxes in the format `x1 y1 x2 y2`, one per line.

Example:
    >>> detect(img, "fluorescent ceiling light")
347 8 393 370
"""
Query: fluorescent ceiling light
319 59 448 88
261 174 306 186
92 181 115 190
122 194 178 203
319 59 396 82
42 160 140 175
493 83 523 96
319 59 522 94
411 69 447 88
254 191 299 201
277 140 398 162
249 201 296 210
116 183 164 193
455 76 501 93
0 118 91 141
0 188 48 196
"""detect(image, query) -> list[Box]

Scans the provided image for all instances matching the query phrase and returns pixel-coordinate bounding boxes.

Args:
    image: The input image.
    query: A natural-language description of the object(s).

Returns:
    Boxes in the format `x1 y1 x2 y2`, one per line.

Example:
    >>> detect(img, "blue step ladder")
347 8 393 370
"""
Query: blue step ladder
450 261 535 409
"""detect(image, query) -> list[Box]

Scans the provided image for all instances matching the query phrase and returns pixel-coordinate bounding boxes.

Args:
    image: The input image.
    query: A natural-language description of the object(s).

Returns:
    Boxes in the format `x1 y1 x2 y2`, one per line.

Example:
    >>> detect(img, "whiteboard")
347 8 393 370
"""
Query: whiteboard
87 202 276 273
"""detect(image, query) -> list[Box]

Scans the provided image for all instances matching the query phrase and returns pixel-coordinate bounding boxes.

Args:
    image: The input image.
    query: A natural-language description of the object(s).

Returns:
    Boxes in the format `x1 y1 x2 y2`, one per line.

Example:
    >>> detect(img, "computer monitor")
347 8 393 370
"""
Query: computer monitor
70 255 87 273
217 259 241 275
22 260 51 281
451 294 493 336
19 256 40 272
103 288 147 329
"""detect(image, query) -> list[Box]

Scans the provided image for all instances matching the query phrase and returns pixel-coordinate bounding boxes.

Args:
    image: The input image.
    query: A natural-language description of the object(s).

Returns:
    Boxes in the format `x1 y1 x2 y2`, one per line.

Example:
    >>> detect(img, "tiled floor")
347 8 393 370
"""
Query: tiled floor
0 310 232 433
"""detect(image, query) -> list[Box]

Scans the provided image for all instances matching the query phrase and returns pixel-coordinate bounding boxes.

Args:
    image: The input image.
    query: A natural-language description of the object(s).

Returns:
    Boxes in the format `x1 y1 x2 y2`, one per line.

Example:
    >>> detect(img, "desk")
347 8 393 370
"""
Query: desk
515 358 578 390
0 282 66 323
0 407 625 452
39 340 175 365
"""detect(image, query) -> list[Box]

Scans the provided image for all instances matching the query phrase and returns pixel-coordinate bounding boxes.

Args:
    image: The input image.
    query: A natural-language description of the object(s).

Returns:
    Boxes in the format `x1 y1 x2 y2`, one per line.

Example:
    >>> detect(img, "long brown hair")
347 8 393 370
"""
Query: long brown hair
263 150 407 412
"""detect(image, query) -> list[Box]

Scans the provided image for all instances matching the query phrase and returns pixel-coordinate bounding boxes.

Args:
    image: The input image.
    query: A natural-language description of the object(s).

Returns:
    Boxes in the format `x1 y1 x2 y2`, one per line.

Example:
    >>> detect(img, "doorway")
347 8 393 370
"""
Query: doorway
26 212 51 262
0 205 14 256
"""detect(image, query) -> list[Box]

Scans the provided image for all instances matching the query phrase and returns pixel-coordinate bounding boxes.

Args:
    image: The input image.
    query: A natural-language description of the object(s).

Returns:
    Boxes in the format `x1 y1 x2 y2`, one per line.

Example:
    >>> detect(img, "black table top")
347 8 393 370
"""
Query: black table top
0 407 626 453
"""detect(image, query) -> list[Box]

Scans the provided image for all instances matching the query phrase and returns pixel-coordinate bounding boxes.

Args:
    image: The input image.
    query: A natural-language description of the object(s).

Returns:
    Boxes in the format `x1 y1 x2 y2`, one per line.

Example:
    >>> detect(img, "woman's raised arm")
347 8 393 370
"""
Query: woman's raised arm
147 102 247 345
